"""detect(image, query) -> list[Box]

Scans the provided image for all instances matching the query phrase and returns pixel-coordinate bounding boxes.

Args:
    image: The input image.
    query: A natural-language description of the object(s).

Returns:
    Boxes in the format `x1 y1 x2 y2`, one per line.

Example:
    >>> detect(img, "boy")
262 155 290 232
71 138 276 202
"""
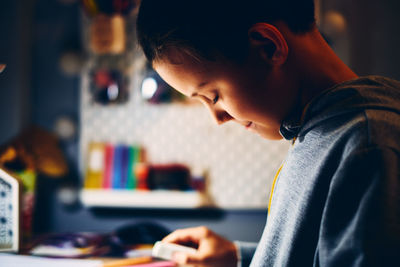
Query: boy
136 0 400 266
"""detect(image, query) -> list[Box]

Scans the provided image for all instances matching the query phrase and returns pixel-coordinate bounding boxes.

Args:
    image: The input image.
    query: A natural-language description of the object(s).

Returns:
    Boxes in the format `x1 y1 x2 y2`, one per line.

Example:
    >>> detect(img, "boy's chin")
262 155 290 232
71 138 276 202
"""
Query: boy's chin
259 132 284 140
249 125 283 140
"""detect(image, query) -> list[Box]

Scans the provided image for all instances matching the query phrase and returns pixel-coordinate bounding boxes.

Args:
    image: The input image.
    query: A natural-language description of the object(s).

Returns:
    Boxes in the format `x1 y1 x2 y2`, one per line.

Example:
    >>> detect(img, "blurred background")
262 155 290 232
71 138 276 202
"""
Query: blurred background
0 0 399 247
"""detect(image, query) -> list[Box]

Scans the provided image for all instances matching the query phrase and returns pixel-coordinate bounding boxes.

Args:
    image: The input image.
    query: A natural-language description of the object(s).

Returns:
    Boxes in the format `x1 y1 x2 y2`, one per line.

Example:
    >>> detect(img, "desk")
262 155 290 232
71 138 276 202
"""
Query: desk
0 253 226 267
0 254 175 267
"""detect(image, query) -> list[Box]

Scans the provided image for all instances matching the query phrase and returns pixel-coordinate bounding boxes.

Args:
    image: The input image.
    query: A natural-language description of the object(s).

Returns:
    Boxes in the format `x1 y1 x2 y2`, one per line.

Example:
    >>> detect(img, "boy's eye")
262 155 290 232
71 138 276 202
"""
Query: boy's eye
212 94 219 104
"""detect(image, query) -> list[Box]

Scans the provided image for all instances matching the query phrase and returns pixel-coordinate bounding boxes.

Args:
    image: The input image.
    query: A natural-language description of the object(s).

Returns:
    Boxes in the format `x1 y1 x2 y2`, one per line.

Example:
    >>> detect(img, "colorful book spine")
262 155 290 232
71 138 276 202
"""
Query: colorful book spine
120 145 130 189
135 147 149 190
112 145 123 189
126 146 137 189
85 143 105 189
102 144 114 189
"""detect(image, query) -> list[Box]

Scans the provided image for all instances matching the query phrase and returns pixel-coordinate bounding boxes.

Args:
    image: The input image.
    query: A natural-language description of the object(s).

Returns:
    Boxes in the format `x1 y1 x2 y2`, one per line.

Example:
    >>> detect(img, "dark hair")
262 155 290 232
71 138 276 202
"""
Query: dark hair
137 0 315 63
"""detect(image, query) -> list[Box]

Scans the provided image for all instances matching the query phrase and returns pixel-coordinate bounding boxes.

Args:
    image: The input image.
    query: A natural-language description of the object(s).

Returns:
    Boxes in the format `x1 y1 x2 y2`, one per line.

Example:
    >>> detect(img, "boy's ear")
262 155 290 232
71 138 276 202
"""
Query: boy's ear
248 23 289 65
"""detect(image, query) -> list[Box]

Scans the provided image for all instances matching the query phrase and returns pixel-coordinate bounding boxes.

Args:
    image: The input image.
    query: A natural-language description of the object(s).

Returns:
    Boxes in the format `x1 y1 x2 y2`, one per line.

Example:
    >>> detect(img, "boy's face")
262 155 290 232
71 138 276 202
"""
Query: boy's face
153 48 297 140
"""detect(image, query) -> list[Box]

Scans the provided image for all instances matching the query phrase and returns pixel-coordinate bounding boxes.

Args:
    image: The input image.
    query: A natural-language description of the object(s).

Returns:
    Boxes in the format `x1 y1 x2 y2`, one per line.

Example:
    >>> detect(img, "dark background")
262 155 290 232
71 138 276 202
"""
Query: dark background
0 0 399 242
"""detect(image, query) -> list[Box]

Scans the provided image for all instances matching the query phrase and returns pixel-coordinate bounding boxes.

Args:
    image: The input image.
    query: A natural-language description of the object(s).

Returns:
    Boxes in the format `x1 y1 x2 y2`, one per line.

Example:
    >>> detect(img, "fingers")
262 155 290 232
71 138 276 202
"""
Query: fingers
161 226 237 266
173 252 191 264
162 226 213 264
173 251 205 264
163 226 211 244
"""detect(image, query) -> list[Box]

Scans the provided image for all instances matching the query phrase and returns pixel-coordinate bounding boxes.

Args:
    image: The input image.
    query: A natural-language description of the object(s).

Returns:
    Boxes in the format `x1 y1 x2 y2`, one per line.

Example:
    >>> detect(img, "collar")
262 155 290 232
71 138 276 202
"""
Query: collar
279 118 301 140
279 100 313 141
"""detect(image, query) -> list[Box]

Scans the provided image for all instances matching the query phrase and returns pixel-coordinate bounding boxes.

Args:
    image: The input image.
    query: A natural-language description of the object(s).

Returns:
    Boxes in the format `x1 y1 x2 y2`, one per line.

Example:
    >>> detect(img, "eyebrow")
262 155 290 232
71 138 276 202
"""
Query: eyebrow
197 81 209 89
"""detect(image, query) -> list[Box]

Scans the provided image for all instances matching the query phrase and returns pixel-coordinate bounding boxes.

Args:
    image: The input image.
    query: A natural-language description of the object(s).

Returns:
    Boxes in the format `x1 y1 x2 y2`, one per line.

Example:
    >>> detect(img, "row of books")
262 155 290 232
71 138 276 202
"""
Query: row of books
84 143 147 190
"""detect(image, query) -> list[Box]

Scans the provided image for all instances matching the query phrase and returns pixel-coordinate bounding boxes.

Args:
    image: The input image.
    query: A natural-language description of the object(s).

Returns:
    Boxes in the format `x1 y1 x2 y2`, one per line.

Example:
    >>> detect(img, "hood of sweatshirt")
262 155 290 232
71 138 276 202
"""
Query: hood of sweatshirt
279 76 400 140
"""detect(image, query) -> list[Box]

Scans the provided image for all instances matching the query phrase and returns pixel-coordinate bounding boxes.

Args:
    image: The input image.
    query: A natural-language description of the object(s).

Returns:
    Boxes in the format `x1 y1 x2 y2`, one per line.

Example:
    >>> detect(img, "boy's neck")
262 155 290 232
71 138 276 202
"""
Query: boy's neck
281 24 358 110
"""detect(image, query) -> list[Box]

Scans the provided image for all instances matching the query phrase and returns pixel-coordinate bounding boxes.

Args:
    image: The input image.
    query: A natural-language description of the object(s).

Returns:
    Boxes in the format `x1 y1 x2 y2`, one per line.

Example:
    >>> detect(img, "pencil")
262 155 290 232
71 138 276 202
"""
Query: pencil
102 256 153 267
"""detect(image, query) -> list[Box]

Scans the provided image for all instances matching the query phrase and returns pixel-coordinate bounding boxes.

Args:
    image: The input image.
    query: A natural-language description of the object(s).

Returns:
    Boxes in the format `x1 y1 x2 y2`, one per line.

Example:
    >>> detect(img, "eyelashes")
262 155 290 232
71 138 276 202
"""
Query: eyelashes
193 90 219 105
212 94 219 104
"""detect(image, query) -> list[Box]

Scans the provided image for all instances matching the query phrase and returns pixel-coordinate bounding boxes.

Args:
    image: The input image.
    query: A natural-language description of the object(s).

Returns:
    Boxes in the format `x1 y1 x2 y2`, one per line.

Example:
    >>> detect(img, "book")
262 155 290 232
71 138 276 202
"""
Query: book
102 144 114 189
126 146 137 189
85 143 105 189
120 145 130 189
112 145 123 189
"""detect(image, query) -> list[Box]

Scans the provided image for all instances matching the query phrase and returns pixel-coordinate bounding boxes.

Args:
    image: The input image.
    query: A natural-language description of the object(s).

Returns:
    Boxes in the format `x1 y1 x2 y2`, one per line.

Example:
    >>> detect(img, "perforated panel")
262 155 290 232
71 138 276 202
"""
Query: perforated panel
0 178 13 249
80 56 290 208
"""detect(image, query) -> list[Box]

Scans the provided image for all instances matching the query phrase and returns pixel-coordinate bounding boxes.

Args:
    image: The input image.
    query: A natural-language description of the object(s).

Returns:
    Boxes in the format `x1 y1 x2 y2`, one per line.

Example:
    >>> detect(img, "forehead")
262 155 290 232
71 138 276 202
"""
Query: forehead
153 50 214 94
154 48 210 73
153 62 204 96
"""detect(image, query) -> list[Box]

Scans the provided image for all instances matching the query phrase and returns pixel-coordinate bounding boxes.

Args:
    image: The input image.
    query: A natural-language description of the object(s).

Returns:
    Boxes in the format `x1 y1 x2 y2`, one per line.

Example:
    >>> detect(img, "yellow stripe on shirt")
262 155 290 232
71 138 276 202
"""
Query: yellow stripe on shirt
268 164 283 213
268 99 311 212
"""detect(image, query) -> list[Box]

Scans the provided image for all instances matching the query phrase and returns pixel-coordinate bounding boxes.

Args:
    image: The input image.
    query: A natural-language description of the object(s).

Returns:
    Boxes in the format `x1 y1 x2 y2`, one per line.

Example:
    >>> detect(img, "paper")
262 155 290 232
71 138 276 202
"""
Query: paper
0 253 102 267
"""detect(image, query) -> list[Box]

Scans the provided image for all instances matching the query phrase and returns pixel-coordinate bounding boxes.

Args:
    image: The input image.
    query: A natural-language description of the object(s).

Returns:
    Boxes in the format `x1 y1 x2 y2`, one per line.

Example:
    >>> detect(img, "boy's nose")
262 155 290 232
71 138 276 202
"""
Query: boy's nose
203 102 233 125
210 108 233 125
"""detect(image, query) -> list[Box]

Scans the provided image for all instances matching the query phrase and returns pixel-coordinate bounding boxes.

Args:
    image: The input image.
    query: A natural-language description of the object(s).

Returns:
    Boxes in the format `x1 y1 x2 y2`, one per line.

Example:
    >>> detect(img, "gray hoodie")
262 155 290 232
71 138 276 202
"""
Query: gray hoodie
238 76 400 267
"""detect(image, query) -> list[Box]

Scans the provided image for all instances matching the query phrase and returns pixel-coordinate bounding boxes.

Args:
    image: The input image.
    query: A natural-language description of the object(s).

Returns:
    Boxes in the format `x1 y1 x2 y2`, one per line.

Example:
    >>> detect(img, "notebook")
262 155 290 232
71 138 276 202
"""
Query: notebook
0 253 102 267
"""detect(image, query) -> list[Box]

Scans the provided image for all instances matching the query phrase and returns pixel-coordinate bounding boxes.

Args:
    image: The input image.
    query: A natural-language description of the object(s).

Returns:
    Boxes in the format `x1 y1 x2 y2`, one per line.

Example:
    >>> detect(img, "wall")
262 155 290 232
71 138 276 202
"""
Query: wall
321 0 400 80
31 0 81 132
0 0 34 144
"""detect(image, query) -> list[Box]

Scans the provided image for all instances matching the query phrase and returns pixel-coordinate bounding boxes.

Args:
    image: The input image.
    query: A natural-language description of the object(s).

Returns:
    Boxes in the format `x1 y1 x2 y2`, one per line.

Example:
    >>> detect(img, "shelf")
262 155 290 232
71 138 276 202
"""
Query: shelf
80 189 210 208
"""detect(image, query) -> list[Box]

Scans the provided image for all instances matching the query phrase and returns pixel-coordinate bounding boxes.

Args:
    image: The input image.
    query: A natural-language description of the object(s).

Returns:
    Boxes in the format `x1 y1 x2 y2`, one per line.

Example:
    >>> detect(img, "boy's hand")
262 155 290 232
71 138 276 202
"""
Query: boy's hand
162 226 238 267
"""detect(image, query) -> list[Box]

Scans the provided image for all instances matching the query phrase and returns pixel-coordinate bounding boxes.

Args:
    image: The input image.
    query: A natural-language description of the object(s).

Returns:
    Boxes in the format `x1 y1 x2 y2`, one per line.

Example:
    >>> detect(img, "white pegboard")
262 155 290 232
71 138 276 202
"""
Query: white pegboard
79 56 290 209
